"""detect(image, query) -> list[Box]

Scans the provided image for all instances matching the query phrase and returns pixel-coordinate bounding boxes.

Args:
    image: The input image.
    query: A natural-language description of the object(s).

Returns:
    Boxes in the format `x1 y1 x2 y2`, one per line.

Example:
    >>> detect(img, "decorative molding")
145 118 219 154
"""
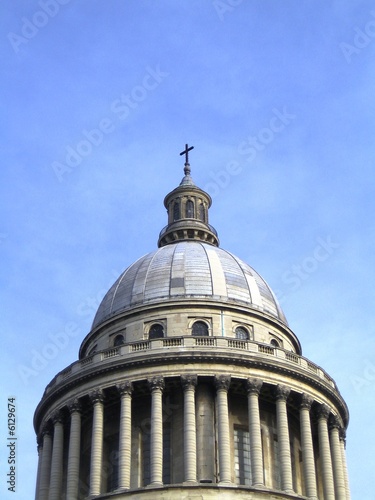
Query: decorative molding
147 376 165 392
246 378 263 395
275 384 290 401
214 374 231 391
181 374 198 390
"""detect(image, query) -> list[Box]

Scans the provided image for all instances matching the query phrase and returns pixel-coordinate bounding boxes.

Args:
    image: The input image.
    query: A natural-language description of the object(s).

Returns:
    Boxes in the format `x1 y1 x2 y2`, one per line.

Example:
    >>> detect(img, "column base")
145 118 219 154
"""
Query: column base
114 486 130 492
183 480 199 485
146 482 163 488
219 480 235 486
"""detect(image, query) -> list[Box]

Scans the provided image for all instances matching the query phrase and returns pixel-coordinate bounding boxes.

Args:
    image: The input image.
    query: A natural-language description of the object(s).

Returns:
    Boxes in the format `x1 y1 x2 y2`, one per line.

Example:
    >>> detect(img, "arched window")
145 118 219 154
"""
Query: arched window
149 323 164 339
199 203 205 222
235 327 249 340
186 199 194 218
270 338 279 348
173 202 180 221
88 344 97 356
114 334 125 347
192 321 209 336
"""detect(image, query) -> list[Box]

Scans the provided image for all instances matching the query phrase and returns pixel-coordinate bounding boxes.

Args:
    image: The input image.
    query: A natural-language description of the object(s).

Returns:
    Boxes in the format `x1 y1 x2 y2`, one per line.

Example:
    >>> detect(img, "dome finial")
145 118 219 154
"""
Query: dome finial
179 143 194 174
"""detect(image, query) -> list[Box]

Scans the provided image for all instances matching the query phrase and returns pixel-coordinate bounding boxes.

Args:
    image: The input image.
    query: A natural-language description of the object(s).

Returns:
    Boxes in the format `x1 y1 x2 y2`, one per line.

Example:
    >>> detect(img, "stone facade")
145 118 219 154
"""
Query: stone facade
34 157 350 499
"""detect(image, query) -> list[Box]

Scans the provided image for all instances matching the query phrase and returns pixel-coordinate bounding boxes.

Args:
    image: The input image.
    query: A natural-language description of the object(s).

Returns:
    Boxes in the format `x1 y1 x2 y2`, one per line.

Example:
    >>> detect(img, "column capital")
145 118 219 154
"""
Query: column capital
246 378 263 395
148 375 165 392
117 380 133 396
339 428 347 441
275 384 290 401
68 398 82 414
181 374 198 390
41 423 52 437
317 403 331 421
89 388 104 405
51 410 64 425
300 393 314 410
329 415 342 432
214 374 231 391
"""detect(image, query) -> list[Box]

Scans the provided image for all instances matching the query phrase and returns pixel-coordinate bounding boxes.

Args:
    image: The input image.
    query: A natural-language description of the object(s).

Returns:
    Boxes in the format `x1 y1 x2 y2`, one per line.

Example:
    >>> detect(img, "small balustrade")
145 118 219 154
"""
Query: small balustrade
259 345 275 355
102 348 119 359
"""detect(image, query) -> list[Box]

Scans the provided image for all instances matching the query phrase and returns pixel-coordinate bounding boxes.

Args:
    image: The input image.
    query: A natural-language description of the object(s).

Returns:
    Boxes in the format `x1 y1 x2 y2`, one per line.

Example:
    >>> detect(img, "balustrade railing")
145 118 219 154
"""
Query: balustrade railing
45 335 336 394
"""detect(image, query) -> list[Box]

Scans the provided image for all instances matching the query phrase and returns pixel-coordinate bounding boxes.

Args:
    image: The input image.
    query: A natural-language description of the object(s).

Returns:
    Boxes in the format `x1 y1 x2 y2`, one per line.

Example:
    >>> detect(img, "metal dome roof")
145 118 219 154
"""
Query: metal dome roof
92 241 287 328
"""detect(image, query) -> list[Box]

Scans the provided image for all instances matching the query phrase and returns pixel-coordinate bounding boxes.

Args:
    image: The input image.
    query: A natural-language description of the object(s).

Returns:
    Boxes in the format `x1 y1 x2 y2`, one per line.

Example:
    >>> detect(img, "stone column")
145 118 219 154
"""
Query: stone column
35 442 43 500
117 381 133 490
299 394 317 499
89 389 104 496
196 383 215 482
148 376 165 485
330 417 346 500
38 428 52 500
181 375 198 483
49 412 64 500
246 378 264 487
317 404 335 500
215 375 231 484
275 385 293 494
66 399 82 500
340 431 350 500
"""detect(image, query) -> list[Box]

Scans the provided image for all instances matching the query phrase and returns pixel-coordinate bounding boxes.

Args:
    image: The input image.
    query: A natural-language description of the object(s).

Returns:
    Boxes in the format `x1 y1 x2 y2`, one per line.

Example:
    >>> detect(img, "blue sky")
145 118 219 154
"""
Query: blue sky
1 1 374 498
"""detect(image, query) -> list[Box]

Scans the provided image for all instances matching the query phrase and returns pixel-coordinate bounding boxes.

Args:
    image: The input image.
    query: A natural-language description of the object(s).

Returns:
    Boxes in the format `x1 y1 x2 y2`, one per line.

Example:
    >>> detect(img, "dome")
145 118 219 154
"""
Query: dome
92 241 287 329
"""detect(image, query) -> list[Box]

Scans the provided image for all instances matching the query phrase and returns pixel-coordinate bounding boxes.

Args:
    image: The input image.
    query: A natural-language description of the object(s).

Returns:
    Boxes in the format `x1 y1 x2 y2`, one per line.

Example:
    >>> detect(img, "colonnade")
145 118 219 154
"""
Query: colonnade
35 375 350 500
